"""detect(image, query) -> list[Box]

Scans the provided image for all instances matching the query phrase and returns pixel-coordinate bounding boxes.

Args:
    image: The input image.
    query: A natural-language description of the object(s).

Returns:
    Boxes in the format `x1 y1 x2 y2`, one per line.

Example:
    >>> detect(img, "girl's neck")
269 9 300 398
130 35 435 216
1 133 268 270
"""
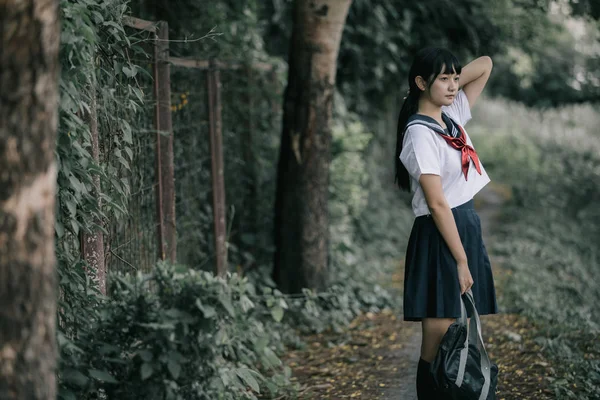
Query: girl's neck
417 96 443 122
417 96 442 121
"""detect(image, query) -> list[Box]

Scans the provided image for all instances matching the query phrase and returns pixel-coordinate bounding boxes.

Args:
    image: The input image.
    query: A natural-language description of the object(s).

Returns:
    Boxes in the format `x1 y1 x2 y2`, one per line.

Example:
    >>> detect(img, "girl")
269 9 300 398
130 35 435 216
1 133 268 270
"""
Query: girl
395 47 499 398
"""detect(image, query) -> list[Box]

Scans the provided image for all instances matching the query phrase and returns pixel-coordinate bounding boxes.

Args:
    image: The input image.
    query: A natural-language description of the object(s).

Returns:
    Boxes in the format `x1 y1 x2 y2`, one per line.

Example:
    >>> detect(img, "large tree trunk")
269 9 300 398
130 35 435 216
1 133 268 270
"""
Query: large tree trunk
0 0 60 398
273 0 352 293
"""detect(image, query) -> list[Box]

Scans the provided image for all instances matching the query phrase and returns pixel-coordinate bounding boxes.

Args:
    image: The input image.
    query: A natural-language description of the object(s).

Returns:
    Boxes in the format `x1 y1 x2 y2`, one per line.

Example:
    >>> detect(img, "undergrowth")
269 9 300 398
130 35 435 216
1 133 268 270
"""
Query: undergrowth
470 96 600 399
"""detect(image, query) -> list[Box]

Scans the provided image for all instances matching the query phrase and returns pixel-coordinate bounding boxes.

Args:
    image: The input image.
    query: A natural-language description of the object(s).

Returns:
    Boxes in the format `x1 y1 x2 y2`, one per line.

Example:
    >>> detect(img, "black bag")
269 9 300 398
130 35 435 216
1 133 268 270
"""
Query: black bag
430 290 498 399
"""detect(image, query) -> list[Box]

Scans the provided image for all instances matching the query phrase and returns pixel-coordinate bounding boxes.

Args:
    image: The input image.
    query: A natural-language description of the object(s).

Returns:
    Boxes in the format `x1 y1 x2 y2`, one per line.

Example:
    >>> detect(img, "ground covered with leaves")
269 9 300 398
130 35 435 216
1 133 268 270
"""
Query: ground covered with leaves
281 265 557 399
282 309 418 399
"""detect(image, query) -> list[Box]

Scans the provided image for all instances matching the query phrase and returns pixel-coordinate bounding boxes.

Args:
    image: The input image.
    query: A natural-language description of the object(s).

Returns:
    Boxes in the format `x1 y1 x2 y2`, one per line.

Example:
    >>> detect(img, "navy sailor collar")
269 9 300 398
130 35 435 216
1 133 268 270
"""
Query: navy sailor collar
405 112 462 138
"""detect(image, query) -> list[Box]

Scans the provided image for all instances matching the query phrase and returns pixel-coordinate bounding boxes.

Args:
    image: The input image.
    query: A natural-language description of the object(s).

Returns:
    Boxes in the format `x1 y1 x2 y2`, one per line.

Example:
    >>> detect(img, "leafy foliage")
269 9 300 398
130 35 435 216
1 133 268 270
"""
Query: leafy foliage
261 0 600 111
486 2 600 107
58 0 138 250
469 97 600 399
60 263 296 400
262 0 505 113
57 0 148 397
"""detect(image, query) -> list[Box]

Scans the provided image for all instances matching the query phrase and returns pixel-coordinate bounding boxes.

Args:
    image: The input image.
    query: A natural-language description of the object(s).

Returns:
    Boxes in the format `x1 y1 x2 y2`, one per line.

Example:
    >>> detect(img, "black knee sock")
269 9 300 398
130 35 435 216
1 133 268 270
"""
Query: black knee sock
417 358 434 400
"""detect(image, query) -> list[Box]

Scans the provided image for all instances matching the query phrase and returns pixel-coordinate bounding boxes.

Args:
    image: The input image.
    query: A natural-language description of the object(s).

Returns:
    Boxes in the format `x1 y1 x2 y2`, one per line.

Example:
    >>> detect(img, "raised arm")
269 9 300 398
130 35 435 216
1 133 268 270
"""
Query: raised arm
458 56 493 109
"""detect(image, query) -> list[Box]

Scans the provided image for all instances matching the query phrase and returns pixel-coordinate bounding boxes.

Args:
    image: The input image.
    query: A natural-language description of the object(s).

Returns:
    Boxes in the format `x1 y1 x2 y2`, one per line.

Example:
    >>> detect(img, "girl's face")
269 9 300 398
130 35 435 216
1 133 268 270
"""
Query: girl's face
417 66 460 107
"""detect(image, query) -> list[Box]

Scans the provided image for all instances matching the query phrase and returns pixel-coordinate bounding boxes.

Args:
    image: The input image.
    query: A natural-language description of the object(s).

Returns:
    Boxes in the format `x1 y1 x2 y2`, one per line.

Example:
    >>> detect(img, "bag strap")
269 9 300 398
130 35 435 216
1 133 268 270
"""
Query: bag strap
455 289 492 400
456 298 470 386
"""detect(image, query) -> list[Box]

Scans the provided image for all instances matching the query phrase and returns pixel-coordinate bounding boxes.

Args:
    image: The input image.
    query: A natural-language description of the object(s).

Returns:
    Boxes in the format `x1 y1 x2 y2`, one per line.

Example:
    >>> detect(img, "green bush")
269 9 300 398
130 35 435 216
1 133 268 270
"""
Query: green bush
59 257 395 400
60 263 295 399
469 97 600 399
491 150 600 399
57 0 147 397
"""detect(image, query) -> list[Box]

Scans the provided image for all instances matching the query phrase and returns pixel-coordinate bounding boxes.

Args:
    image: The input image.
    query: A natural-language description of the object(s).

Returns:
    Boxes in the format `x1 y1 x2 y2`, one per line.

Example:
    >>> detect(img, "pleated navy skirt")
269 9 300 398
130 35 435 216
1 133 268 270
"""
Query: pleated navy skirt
403 198 498 321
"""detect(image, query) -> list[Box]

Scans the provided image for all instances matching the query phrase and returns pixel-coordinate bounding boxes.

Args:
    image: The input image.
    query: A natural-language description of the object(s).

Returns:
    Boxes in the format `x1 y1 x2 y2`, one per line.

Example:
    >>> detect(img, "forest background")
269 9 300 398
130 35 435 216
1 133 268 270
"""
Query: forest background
1 0 600 399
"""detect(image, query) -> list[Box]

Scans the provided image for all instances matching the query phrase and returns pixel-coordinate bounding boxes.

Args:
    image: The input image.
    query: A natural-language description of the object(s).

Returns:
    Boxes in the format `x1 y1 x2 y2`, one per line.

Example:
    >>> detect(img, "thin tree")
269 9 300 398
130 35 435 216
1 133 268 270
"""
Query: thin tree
0 0 60 397
273 0 352 293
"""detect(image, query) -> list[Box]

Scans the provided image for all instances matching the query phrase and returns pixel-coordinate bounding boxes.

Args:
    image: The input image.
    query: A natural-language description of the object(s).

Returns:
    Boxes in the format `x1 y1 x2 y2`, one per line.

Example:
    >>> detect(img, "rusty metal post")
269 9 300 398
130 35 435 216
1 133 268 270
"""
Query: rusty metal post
152 26 165 263
81 88 106 294
153 21 177 263
242 66 257 263
207 60 228 276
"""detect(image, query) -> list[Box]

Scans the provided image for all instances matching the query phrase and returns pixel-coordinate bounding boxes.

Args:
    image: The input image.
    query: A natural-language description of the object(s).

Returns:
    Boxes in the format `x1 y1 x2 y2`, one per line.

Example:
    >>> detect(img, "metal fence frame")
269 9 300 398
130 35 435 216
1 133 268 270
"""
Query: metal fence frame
83 16 278 279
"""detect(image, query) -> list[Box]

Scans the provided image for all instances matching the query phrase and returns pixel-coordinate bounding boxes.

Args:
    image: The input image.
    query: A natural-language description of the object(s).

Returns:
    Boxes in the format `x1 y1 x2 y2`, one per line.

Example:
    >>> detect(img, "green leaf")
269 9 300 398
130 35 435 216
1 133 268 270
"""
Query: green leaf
271 305 284 322
219 292 236 317
131 86 144 104
262 347 282 368
55 221 65 238
68 175 83 193
91 11 104 24
141 363 153 380
195 299 216 318
235 368 261 393
240 295 255 312
261 287 273 295
216 327 229 345
88 369 118 384
219 368 231 387
58 388 77 400
122 66 137 78
138 350 153 362
122 120 132 144
278 298 289 309
61 368 89 387
167 358 181 380
66 200 77 217
70 219 79 236
103 20 125 33
118 157 130 170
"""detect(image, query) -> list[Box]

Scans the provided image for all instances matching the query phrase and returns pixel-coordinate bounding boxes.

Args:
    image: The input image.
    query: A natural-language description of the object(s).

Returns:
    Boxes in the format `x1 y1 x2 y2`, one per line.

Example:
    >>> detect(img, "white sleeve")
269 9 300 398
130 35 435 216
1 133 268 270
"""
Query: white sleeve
399 126 441 182
442 89 472 126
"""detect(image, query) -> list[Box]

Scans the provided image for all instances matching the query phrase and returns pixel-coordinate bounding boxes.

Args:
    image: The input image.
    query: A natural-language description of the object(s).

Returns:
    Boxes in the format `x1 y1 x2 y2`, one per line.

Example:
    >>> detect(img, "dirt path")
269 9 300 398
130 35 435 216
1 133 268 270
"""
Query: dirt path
282 183 556 399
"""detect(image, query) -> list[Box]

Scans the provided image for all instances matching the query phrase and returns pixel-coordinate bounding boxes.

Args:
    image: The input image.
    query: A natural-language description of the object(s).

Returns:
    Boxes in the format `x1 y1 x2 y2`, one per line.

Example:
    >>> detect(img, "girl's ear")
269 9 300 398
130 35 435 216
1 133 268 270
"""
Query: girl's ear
415 76 427 92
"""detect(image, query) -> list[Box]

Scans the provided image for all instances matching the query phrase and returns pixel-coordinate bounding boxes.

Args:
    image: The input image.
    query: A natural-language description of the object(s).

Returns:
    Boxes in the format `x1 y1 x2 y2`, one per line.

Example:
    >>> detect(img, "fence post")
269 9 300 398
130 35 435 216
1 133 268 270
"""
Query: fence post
153 21 177 263
242 66 257 265
207 59 228 276
81 88 106 294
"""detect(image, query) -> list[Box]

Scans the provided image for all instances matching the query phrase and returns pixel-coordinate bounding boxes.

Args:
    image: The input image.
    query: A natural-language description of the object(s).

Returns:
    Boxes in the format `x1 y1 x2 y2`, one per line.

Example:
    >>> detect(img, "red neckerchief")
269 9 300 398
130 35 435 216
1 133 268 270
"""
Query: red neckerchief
437 123 481 181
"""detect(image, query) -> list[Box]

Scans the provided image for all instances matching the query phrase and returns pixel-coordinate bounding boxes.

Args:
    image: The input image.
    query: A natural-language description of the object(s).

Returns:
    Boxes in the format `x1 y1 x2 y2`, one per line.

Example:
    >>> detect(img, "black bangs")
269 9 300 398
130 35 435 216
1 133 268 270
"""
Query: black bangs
432 50 462 78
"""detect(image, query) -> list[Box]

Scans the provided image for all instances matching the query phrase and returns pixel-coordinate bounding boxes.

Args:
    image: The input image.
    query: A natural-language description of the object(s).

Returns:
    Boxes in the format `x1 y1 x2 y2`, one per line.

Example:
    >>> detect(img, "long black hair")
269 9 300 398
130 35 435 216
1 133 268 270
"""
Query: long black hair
394 47 463 191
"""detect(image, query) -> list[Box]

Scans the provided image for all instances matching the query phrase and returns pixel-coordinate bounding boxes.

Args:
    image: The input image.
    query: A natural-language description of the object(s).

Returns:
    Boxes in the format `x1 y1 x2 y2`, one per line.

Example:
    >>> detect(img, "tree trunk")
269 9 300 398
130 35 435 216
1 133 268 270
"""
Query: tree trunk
273 0 352 293
0 0 60 398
